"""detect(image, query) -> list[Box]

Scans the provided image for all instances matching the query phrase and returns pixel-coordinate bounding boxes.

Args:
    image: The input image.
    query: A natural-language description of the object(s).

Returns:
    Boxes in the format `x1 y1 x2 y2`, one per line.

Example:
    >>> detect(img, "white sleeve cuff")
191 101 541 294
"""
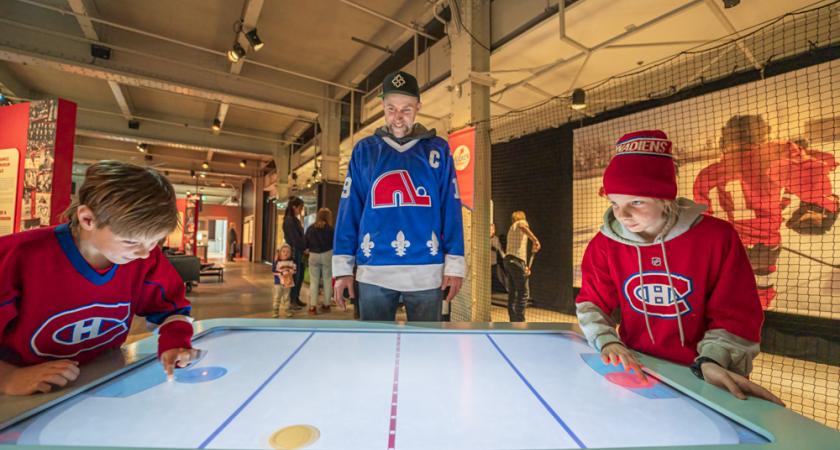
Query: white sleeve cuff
443 254 466 277
332 254 356 278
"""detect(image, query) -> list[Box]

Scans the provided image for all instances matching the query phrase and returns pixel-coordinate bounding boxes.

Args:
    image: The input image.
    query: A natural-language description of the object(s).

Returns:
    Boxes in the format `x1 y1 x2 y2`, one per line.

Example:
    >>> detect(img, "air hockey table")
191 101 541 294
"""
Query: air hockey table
1 319 837 450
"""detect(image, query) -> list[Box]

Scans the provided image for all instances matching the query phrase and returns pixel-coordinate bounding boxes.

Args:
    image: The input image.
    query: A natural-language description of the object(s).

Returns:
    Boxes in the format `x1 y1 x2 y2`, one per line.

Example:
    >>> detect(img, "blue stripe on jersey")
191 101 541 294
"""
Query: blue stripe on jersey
144 306 192 325
0 297 17 308
143 280 178 308
54 223 119 286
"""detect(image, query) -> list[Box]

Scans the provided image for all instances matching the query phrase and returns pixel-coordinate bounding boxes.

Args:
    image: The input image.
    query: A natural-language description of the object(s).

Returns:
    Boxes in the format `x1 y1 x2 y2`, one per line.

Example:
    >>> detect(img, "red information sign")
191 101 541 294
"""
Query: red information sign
448 126 475 210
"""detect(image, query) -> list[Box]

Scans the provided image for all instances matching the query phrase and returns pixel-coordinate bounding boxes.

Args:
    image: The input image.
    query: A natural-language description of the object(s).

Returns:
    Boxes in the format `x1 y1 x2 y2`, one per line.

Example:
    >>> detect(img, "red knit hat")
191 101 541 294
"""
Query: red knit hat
602 130 677 200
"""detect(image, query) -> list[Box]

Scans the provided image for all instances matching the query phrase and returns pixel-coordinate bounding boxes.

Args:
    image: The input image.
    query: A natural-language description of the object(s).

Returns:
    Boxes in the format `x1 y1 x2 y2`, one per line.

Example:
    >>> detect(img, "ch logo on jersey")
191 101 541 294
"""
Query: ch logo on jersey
371 170 432 208
622 272 693 318
31 302 131 359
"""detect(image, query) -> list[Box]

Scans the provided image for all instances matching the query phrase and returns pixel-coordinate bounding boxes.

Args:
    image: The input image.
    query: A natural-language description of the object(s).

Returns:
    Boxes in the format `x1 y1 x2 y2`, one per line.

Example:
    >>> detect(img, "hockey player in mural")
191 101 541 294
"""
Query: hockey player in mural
693 115 838 309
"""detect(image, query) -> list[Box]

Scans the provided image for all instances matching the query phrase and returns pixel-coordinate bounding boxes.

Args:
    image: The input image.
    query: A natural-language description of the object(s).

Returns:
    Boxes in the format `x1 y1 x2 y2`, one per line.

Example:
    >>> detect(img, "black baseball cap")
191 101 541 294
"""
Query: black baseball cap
381 71 420 99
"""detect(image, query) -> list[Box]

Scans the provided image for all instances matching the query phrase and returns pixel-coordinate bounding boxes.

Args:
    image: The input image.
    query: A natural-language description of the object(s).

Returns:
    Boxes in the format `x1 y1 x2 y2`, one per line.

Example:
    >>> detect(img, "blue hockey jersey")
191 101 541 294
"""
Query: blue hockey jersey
333 127 465 291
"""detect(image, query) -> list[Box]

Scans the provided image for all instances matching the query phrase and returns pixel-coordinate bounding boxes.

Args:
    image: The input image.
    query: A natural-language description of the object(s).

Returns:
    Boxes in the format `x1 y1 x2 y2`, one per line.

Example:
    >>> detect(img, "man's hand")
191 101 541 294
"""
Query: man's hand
441 276 463 301
333 275 355 310
160 348 194 380
600 342 646 381
700 362 784 405
0 360 80 395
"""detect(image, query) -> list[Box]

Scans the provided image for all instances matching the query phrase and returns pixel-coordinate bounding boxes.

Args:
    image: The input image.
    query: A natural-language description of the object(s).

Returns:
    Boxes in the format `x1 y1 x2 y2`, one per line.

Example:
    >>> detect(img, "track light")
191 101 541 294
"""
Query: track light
137 143 149 153
190 169 196 178
212 118 221 133
220 181 226 187
200 172 207 178
245 29 264 51
722 0 740 8
571 88 586 110
239 160 247 168
201 161 210 170
227 42 246 62
186 191 191 196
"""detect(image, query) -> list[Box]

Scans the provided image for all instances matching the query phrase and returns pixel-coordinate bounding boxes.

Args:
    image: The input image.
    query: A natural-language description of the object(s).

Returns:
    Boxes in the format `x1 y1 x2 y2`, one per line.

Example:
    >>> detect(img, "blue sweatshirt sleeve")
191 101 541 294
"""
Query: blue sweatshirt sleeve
439 138 466 277
332 143 368 277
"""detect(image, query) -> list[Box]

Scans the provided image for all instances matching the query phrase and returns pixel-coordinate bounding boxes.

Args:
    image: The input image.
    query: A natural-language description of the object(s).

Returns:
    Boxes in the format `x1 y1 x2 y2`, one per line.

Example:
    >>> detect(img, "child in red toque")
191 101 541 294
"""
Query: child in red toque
576 130 783 405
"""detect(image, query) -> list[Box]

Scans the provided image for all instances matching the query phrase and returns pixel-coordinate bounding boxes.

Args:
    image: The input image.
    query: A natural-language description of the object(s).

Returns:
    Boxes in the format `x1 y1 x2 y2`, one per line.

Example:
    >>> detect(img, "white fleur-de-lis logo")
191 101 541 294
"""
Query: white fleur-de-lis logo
392 74 406 88
361 233 375 257
427 232 439 256
392 231 410 257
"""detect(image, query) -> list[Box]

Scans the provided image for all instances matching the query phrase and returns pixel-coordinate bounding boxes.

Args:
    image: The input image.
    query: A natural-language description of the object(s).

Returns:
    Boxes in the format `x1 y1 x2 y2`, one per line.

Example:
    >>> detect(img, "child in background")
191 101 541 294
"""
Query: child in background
576 130 783 405
0 161 195 395
272 244 297 318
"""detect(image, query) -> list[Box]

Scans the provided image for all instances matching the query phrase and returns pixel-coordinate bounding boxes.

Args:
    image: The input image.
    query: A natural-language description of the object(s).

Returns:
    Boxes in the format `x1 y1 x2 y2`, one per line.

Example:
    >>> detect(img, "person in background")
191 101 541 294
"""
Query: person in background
272 244 297 318
0 161 195 395
283 197 307 308
332 71 464 321
304 208 335 315
577 129 782 405
503 211 540 322
228 225 238 262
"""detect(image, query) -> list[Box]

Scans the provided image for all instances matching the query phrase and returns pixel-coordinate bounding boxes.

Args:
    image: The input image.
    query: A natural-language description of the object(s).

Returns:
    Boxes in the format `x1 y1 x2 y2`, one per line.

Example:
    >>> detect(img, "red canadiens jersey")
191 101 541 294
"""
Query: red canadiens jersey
0 224 191 365
693 141 837 246
576 216 763 366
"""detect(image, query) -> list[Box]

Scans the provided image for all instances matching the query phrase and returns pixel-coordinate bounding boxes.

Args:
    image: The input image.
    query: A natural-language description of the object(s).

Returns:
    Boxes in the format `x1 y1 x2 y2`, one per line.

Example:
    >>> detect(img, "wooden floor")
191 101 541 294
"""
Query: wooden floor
127 260 838 432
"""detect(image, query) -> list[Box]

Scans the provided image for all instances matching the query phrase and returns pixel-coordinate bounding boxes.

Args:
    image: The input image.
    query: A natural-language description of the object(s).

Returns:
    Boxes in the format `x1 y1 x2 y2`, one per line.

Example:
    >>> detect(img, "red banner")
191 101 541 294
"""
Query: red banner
448 126 475 210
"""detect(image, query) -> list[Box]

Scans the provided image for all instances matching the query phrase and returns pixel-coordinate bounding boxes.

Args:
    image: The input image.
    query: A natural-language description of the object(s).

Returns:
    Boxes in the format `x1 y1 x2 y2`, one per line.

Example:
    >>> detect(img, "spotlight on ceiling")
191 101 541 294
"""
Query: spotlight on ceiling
212 118 222 133
220 181 227 187
136 143 149 153
722 0 740 8
227 42 246 62
201 161 210 170
245 28 264 51
186 191 191 196
239 159 247 168
190 169 196 178
200 172 207 178
571 88 587 110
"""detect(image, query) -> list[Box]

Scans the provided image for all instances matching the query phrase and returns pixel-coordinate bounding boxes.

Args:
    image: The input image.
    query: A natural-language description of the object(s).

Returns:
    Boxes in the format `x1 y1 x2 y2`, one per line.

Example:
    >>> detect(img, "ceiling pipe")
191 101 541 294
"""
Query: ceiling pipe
340 0 437 41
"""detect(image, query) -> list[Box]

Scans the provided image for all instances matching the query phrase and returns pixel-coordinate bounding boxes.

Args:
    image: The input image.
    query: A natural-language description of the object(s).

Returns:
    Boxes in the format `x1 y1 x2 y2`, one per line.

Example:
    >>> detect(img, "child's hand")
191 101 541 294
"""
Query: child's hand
0 360 80 395
700 362 784 405
600 342 646 381
160 347 195 380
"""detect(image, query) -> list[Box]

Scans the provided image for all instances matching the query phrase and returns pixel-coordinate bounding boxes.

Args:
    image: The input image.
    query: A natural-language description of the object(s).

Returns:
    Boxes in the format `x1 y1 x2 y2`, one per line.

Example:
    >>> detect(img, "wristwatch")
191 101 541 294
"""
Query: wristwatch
690 356 721 380
688 356 723 380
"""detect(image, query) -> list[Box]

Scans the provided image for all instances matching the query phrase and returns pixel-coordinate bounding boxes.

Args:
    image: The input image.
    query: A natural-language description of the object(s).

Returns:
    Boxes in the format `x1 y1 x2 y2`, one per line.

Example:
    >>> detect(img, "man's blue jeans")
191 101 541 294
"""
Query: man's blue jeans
358 282 442 321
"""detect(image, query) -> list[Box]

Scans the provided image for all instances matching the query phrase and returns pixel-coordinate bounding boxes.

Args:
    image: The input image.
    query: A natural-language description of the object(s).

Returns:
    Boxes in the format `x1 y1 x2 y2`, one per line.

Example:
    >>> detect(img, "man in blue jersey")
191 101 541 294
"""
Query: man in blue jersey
333 71 465 321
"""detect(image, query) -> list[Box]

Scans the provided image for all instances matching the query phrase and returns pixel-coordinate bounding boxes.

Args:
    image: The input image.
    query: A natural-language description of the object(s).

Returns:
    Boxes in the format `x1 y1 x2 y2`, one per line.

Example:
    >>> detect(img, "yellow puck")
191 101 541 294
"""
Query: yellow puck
268 425 320 450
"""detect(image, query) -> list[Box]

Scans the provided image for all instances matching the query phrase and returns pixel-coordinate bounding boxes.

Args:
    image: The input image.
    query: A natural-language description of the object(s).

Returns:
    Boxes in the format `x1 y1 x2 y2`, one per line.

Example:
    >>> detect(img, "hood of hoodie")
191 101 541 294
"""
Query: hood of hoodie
375 123 436 145
600 197 707 246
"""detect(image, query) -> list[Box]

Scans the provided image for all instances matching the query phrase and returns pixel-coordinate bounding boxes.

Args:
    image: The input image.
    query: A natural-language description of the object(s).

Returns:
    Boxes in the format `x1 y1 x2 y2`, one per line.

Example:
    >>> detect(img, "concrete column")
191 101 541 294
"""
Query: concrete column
253 174 265 262
273 143 291 200
319 87 342 183
449 0 492 321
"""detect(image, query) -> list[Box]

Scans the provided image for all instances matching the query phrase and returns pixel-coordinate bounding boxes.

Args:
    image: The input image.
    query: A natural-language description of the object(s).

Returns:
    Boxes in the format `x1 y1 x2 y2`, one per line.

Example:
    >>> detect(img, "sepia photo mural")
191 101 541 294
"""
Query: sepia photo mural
573 59 840 320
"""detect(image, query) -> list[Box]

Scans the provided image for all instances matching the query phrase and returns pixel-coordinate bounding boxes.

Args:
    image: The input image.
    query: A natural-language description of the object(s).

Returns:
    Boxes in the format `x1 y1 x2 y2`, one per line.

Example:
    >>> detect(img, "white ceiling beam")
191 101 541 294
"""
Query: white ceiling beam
216 0 265 132
0 62 30 98
67 0 135 120
0 43 319 121
339 0 437 41
490 0 705 100
12 0 361 94
522 82 553 100
74 144 254 174
703 0 762 71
